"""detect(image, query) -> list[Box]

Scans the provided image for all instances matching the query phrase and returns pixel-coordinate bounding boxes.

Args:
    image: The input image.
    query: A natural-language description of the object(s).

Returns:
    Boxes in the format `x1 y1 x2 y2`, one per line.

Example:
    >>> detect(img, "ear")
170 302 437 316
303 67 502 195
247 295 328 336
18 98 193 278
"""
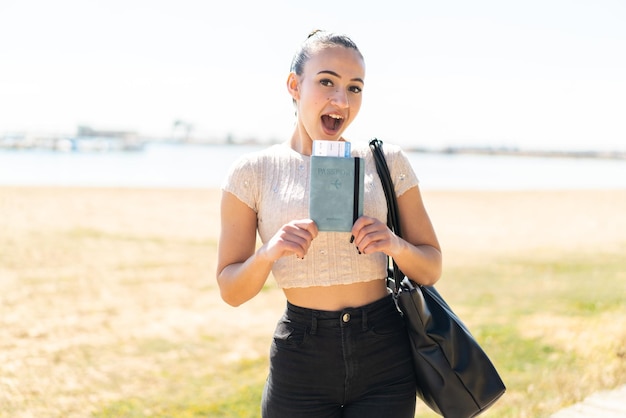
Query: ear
286 72 300 100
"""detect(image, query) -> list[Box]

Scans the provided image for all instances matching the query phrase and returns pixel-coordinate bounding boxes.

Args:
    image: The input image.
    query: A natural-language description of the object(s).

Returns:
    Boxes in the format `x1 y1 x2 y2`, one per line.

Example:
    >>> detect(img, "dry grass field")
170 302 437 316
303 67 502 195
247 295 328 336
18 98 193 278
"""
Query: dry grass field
1 186 624 417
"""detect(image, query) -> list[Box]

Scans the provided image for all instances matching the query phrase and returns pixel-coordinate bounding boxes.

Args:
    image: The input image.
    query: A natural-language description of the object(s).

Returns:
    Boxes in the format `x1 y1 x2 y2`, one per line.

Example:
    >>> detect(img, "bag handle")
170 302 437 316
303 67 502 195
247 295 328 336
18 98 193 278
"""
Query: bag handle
368 138 405 293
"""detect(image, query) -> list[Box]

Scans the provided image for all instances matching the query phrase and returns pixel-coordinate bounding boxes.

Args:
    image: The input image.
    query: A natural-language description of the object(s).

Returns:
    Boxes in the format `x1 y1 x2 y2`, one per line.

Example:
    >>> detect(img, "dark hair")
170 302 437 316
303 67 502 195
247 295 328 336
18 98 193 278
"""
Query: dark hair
290 30 363 75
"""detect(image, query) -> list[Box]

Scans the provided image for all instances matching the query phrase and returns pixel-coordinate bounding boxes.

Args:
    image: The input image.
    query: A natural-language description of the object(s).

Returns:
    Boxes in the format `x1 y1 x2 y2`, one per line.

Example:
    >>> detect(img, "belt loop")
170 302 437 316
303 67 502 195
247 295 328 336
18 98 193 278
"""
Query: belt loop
361 308 368 331
311 311 319 335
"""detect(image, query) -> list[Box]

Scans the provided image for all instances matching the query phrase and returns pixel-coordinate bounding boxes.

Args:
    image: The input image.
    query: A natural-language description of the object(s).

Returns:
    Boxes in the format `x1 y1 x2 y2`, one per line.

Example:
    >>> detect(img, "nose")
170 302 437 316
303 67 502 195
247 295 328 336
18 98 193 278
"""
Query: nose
330 89 349 109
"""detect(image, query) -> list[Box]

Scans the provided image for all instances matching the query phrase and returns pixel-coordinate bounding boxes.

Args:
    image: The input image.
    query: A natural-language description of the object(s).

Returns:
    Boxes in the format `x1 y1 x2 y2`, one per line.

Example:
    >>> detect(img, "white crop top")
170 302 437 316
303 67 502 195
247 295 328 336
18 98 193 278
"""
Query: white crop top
221 141 419 289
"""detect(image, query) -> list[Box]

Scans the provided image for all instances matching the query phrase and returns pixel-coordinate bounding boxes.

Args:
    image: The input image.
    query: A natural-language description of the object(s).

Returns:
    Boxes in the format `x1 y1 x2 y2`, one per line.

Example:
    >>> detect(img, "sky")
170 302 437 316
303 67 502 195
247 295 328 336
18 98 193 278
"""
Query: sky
1 0 625 151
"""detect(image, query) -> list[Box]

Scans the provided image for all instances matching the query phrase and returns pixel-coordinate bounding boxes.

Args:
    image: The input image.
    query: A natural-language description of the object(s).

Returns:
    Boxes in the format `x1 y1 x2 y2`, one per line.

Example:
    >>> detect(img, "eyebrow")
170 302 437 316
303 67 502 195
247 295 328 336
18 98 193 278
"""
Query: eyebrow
317 70 364 85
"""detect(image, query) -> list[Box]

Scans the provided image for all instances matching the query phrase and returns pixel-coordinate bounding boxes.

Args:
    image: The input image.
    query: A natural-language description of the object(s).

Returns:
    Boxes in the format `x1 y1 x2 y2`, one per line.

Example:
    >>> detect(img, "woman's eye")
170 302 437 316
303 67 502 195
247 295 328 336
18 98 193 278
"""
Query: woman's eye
349 86 362 94
320 79 333 87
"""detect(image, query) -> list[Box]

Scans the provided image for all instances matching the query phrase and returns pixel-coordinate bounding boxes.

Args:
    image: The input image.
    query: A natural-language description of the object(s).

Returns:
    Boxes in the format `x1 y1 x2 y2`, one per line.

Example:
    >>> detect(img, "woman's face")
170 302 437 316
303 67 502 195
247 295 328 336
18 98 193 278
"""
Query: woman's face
289 46 365 142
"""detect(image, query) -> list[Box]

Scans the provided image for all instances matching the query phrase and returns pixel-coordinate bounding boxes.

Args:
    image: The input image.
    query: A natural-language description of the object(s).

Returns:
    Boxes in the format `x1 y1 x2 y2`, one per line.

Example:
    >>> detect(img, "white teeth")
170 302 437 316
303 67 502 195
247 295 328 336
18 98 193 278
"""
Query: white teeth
328 114 343 119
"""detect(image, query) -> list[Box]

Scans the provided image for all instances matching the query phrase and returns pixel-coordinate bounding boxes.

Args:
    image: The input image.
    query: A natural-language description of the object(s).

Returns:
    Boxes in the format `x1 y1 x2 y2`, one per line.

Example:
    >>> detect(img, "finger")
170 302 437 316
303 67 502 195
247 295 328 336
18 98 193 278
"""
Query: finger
351 216 374 241
271 233 308 260
353 222 391 254
287 235 313 259
293 219 319 239
351 216 382 243
358 233 388 254
282 221 318 256
351 215 375 231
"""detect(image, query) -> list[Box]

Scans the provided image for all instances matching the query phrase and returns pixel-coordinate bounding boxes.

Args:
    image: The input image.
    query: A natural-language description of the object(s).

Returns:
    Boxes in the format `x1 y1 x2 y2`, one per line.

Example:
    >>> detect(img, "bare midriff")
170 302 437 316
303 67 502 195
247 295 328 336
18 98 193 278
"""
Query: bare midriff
283 279 389 311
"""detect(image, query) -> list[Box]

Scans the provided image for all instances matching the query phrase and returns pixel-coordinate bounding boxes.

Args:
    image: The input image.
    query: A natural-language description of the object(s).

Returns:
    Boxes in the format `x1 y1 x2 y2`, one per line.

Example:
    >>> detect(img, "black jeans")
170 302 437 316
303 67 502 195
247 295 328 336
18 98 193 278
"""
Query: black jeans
261 294 417 417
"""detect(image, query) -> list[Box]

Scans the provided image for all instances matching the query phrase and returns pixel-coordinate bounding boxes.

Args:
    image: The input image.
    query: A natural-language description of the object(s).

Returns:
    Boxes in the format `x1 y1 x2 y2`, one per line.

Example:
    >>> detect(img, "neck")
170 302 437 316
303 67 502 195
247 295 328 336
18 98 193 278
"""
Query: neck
289 131 313 156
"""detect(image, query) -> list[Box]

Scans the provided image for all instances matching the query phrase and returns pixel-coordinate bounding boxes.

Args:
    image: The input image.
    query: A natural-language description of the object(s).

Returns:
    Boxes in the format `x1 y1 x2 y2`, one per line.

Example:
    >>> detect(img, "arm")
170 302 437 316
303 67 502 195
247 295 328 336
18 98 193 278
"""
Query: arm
392 185 442 285
216 191 269 306
216 191 318 306
351 185 442 286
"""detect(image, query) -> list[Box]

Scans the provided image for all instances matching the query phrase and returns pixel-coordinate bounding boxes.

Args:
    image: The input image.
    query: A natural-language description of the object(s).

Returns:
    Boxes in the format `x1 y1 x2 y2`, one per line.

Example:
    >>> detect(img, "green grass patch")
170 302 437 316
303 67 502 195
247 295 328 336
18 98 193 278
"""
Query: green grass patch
94 250 625 418
432 250 626 417
67 227 217 248
93 358 267 418
200 383 265 418
440 250 626 316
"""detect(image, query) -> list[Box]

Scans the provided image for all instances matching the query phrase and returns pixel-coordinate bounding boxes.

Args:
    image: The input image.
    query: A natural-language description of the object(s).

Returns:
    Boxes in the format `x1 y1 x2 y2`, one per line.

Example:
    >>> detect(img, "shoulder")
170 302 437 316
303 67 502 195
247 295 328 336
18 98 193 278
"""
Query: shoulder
226 143 295 174
222 145 285 210
223 142 301 187
351 139 419 195
229 143 286 166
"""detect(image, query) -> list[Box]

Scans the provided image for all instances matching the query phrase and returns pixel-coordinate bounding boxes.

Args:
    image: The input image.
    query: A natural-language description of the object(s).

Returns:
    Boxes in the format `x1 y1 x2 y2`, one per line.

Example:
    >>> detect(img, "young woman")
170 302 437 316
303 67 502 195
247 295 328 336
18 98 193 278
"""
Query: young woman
217 30 442 418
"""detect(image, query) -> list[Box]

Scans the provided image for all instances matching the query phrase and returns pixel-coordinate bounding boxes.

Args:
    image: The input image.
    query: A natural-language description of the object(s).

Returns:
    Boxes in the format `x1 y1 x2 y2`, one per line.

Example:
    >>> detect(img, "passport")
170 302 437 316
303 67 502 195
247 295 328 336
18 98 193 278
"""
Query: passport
309 155 364 232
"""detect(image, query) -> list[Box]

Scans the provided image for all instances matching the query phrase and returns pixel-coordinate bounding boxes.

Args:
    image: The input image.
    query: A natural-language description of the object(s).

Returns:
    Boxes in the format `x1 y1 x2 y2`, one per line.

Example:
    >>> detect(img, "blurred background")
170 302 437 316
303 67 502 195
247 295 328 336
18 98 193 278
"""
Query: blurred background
1 0 625 151
2 0 625 190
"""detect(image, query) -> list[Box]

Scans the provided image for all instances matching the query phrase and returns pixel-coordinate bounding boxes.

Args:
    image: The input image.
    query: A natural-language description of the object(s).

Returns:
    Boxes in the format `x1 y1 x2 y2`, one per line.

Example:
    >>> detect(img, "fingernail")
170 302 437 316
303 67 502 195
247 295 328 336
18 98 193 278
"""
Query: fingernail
356 247 361 255
350 235 354 243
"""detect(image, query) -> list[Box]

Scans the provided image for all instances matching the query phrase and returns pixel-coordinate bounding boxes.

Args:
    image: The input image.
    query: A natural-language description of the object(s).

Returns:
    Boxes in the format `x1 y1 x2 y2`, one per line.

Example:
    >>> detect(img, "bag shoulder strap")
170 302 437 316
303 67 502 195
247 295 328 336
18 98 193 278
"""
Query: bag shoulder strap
368 138 405 292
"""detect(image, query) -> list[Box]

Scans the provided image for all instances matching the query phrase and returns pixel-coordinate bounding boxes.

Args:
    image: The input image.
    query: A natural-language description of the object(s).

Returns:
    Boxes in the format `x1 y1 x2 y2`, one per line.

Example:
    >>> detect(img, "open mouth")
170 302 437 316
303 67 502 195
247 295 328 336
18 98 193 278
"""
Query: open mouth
321 114 344 134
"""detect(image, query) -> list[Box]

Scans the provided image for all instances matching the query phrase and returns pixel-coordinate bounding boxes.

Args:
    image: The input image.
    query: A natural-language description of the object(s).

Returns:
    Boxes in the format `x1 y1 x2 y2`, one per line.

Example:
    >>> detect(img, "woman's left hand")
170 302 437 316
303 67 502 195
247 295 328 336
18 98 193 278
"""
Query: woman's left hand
351 216 400 256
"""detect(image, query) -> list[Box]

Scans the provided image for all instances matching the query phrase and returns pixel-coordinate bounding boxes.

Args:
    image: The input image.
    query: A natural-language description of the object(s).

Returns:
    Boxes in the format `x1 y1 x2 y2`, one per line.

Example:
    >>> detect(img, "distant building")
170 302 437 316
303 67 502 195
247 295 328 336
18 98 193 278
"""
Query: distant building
76 125 137 139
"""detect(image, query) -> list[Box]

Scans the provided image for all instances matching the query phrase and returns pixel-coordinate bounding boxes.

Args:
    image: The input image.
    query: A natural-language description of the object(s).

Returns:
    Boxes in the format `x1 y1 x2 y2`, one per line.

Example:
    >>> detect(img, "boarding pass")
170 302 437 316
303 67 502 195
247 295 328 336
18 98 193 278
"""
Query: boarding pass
312 140 351 157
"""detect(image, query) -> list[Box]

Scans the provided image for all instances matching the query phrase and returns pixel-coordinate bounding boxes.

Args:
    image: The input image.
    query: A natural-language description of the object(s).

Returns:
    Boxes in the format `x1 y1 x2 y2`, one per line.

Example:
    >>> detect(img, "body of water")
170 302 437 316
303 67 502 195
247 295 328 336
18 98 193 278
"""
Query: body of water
1 142 625 190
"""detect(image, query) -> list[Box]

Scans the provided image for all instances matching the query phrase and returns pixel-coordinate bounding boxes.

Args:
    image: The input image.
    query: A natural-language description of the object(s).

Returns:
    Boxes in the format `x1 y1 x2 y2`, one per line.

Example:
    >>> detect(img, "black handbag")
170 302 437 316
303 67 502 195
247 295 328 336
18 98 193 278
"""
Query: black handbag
369 138 506 418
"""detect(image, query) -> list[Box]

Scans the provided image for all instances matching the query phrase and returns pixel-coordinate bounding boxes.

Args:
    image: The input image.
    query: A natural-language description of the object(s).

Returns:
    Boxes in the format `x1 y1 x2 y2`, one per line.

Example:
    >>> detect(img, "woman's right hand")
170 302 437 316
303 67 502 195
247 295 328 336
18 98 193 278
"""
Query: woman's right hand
259 219 319 262
218 191 318 306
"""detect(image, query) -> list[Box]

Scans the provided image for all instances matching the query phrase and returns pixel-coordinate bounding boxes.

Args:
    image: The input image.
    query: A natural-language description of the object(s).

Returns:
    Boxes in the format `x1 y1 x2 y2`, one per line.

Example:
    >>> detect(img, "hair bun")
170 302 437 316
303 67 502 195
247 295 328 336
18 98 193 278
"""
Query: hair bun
307 29 323 39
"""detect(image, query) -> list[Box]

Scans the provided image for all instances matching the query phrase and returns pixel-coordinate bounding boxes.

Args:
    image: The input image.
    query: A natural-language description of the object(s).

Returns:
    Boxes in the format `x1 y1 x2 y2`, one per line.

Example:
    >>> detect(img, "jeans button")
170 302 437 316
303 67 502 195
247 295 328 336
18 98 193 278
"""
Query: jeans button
342 313 351 323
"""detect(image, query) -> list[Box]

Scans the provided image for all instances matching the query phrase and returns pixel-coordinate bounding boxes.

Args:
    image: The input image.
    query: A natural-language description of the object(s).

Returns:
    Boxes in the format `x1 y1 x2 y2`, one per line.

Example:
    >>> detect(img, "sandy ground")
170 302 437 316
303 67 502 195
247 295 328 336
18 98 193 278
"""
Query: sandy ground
0 186 625 416
423 188 626 264
3 186 624 263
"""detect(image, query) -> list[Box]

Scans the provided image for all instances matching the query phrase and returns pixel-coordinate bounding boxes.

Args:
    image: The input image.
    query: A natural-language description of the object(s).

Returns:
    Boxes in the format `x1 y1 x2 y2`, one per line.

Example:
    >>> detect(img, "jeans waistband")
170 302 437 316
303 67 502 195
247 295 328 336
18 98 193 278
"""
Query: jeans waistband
285 293 396 333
